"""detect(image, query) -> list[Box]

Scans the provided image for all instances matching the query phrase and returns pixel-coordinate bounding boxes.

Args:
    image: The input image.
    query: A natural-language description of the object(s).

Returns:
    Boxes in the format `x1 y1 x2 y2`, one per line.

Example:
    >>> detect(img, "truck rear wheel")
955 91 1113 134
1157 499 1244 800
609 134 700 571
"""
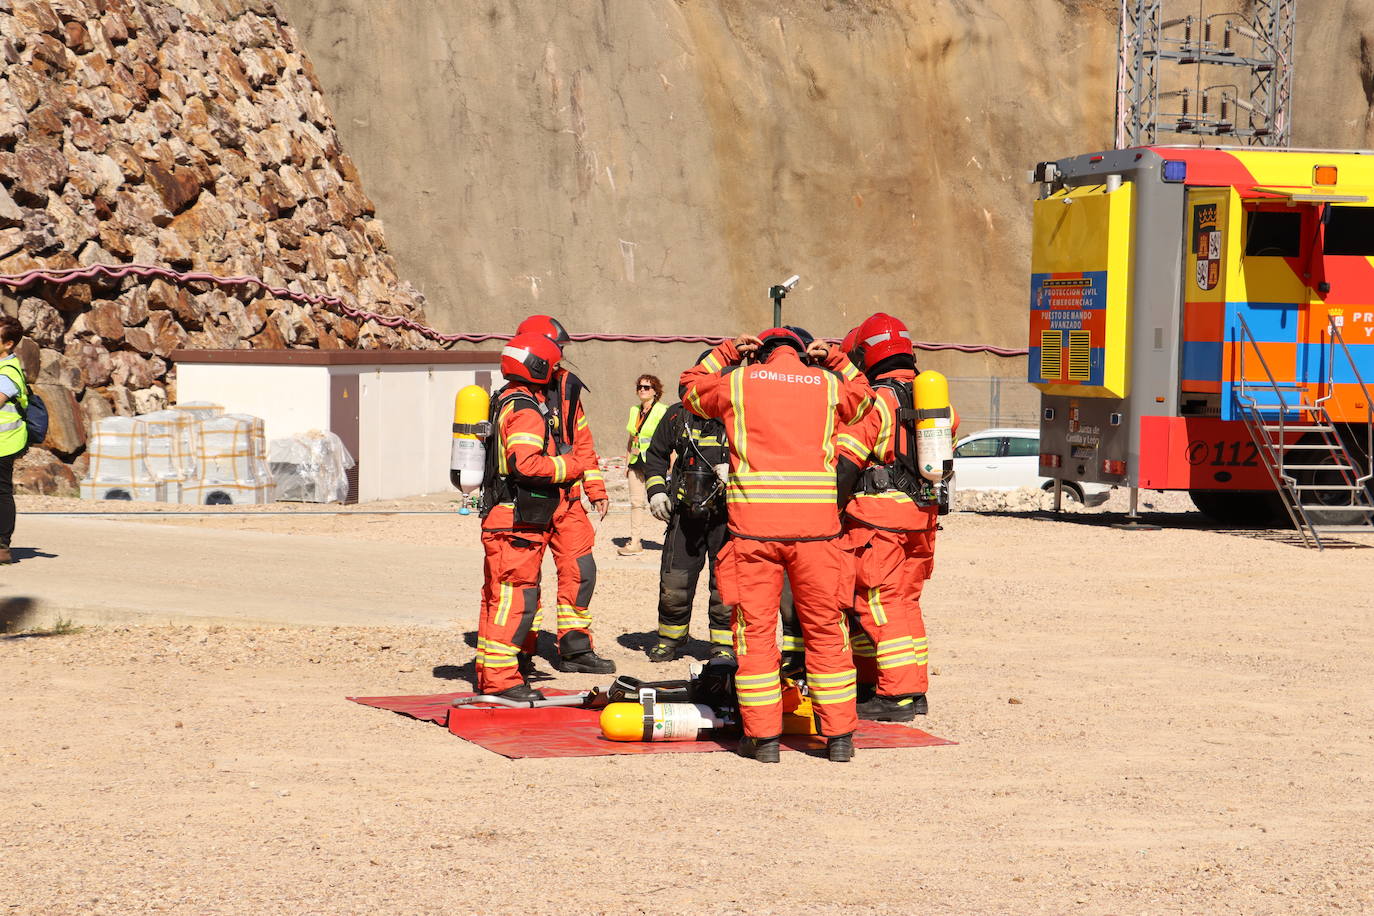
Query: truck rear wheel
1188 490 1287 526
1289 449 1365 527
1039 480 1085 503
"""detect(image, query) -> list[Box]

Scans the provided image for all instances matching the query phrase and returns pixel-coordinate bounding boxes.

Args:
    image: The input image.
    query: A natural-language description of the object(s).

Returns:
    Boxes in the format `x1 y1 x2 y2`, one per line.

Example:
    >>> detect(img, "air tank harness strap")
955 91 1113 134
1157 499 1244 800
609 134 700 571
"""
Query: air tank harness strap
452 421 492 436
904 406 951 422
860 463 924 499
639 688 658 742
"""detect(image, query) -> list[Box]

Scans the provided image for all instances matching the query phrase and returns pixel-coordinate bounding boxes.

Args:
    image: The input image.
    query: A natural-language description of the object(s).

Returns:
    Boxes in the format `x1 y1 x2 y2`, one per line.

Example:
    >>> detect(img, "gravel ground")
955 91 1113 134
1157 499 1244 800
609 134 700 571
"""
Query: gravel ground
1 489 1372 914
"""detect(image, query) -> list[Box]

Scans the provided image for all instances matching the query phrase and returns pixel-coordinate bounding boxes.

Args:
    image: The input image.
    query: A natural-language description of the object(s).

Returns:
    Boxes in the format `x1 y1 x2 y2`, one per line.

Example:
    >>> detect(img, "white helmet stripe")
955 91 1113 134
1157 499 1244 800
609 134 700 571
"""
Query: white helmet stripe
863 329 912 347
502 345 532 362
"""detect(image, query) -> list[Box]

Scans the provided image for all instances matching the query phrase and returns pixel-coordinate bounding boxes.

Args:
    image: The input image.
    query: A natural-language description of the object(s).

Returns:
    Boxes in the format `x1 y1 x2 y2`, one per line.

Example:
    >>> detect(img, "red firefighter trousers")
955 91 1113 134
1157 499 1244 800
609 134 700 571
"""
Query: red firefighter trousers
843 524 933 697
477 527 552 693
718 536 858 739
545 496 599 657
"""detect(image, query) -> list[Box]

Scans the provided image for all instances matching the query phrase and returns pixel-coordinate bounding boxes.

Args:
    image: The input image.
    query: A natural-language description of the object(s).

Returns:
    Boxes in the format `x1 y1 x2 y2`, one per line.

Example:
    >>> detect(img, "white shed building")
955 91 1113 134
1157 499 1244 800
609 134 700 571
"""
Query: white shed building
171 349 502 503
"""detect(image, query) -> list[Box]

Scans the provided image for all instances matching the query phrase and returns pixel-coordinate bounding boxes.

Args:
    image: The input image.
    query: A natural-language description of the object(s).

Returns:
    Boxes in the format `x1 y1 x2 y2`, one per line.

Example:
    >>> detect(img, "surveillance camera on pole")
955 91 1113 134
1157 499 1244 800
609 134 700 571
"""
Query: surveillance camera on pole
769 275 800 326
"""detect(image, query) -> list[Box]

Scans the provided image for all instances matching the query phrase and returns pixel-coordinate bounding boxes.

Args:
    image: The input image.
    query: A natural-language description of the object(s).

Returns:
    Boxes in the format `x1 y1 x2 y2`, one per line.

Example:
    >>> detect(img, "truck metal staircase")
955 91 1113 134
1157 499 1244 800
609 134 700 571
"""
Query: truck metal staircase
1235 315 1374 549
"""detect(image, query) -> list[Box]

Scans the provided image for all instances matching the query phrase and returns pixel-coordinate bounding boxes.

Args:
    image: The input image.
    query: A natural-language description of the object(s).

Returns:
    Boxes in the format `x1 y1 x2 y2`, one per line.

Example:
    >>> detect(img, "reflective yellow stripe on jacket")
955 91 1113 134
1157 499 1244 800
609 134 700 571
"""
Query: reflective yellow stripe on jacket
726 471 837 505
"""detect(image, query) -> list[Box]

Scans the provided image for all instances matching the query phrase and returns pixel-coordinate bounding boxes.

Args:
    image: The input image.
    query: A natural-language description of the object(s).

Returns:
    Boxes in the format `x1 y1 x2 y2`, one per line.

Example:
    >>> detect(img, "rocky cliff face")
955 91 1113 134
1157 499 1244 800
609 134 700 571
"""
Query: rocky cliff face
280 0 1374 445
0 0 432 492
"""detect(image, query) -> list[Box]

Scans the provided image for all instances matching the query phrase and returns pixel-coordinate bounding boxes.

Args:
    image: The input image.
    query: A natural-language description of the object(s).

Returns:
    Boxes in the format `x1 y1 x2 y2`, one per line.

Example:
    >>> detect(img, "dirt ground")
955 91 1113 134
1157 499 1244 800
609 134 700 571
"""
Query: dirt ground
2 489 1372 914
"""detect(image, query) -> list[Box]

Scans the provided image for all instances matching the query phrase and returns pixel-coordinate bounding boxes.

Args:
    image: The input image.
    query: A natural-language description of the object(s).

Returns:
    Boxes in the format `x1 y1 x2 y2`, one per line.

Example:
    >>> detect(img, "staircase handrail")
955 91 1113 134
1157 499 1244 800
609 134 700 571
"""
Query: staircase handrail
1236 314 1294 451
1328 319 1374 489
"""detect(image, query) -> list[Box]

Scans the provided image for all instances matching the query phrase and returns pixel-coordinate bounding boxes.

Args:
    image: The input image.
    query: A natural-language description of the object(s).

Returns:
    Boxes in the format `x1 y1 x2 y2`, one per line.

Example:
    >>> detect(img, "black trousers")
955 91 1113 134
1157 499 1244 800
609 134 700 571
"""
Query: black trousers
656 508 732 646
0 452 14 548
779 575 802 655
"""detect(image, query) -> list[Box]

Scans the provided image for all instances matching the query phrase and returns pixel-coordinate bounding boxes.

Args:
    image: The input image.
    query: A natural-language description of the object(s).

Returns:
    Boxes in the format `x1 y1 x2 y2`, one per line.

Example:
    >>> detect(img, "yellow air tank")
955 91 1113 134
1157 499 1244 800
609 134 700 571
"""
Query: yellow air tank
913 370 954 483
780 680 819 735
599 701 728 742
450 385 490 493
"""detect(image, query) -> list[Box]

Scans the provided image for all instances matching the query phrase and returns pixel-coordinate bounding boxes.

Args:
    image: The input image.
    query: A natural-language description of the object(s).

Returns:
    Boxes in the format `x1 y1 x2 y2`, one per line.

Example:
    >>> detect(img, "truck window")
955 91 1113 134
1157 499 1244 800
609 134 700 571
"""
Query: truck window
1244 210 1301 257
1323 206 1374 256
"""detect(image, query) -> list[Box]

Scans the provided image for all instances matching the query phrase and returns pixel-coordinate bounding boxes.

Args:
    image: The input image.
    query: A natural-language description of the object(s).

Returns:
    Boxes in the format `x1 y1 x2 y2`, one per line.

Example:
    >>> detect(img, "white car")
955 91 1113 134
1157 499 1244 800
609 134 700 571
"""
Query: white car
951 427 1112 506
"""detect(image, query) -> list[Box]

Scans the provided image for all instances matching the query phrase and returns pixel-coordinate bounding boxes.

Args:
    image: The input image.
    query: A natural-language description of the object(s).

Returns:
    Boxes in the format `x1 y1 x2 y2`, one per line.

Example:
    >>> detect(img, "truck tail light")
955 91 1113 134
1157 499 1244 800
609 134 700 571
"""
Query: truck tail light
1041 453 1061 468
1314 165 1338 186
1102 459 1127 476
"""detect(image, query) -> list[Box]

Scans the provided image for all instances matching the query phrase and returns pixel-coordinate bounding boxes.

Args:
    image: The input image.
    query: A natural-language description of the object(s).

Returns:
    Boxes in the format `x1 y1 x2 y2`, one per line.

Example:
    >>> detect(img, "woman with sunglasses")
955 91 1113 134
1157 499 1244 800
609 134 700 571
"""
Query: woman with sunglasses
620 375 666 555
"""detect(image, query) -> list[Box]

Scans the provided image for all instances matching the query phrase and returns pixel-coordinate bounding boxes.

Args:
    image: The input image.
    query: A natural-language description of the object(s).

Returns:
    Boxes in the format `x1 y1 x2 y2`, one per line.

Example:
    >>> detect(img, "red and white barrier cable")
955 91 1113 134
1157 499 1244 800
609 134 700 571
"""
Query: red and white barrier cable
0 263 1029 356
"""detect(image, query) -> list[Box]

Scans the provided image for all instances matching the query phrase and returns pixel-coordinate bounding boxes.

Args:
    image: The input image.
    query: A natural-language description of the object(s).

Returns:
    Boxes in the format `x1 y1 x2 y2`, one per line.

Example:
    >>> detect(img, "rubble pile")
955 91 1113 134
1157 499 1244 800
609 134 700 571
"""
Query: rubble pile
0 0 435 492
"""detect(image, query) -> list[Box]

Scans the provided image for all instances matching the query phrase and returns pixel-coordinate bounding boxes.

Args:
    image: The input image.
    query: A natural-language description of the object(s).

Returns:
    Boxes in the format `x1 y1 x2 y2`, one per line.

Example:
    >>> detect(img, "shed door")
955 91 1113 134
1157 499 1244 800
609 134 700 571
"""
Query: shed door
330 373 360 504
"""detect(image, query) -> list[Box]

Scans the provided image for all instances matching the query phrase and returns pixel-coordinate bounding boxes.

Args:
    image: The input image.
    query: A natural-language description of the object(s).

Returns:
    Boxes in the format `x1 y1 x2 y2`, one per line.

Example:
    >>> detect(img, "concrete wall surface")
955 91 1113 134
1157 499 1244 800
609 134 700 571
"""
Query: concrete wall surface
177 363 333 441
276 0 1374 447
357 365 495 500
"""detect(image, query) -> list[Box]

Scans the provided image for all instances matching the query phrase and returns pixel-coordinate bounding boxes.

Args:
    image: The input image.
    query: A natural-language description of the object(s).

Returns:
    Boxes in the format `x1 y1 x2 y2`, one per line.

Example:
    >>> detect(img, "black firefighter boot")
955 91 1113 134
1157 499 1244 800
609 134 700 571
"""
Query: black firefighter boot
856 693 927 722
827 733 855 763
517 652 537 680
555 632 617 674
494 683 545 703
738 735 781 763
645 640 681 663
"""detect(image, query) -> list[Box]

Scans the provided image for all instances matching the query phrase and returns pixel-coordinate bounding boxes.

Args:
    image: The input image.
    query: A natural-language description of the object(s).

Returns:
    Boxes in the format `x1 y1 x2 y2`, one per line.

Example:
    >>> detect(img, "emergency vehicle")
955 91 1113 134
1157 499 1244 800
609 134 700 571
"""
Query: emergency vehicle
1028 147 1374 546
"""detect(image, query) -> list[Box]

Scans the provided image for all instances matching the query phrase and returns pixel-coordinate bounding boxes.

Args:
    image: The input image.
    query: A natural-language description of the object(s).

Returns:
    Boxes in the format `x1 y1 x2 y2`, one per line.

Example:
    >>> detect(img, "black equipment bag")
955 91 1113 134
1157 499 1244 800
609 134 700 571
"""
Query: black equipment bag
512 481 560 527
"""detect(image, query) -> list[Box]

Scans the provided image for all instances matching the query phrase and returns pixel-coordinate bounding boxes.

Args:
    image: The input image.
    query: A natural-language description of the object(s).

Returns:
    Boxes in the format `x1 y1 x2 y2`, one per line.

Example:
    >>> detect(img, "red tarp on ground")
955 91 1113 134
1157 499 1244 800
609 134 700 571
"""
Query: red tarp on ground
348 691 956 759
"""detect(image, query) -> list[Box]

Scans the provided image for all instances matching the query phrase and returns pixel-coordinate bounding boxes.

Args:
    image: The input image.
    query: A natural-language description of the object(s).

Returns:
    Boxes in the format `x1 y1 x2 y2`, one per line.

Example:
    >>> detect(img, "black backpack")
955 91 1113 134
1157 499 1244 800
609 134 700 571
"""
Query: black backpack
0 364 46 449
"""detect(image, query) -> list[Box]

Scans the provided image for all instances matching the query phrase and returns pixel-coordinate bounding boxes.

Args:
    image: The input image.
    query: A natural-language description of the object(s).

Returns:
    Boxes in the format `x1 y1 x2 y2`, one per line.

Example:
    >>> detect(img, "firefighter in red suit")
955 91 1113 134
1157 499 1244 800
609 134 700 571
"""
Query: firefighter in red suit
513 315 615 674
834 313 944 720
476 332 597 699
681 328 874 763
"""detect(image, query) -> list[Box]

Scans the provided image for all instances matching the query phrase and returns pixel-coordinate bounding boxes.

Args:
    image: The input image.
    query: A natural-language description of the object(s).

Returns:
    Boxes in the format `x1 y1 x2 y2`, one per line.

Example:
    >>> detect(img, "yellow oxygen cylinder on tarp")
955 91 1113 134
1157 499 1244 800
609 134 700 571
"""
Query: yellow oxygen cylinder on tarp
450 385 490 493
913 370 953 483
780 679 819 735
600 701 728 742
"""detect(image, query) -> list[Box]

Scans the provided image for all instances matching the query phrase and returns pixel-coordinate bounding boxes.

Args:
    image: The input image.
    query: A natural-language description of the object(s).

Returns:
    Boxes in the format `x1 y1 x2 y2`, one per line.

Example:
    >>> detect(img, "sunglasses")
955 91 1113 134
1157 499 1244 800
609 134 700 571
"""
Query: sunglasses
636 384 654 391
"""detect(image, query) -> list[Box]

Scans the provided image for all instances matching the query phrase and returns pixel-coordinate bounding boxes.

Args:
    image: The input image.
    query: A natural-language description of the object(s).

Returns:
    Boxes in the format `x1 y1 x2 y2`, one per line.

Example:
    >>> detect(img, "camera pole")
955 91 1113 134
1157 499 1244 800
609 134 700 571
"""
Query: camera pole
769 275 801 327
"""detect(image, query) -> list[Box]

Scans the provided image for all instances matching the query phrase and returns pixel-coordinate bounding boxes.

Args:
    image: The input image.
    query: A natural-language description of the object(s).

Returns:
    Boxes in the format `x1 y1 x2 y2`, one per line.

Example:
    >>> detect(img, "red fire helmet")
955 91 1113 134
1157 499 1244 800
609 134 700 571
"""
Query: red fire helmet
501 332 562 385
853 312 913 369
840 326 861 365
755 327 806 361
516 315 571 347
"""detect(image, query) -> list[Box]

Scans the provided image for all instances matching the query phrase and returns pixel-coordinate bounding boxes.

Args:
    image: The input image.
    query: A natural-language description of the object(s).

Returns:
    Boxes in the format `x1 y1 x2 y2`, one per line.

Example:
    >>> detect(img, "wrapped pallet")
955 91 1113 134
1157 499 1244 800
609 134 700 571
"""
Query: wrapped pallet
268 431 355 504
79 417 167 502
179 414 275 505
131 409 198 503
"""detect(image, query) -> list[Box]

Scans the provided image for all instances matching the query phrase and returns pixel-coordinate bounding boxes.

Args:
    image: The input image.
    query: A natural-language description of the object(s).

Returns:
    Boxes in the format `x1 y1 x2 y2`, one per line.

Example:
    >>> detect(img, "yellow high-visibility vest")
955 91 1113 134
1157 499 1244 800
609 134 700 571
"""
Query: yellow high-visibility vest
626 401 667 463
0 356 29 458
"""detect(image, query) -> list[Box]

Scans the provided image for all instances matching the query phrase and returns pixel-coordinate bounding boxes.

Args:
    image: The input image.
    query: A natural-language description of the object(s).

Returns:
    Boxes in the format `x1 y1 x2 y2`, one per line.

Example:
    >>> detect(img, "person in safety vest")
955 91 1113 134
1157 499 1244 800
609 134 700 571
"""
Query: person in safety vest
476 332 599 699
0 317 29 565
620 374 668 555
681 328 874 763
514 315 615 674
641 353 733 663
834 312 946 721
